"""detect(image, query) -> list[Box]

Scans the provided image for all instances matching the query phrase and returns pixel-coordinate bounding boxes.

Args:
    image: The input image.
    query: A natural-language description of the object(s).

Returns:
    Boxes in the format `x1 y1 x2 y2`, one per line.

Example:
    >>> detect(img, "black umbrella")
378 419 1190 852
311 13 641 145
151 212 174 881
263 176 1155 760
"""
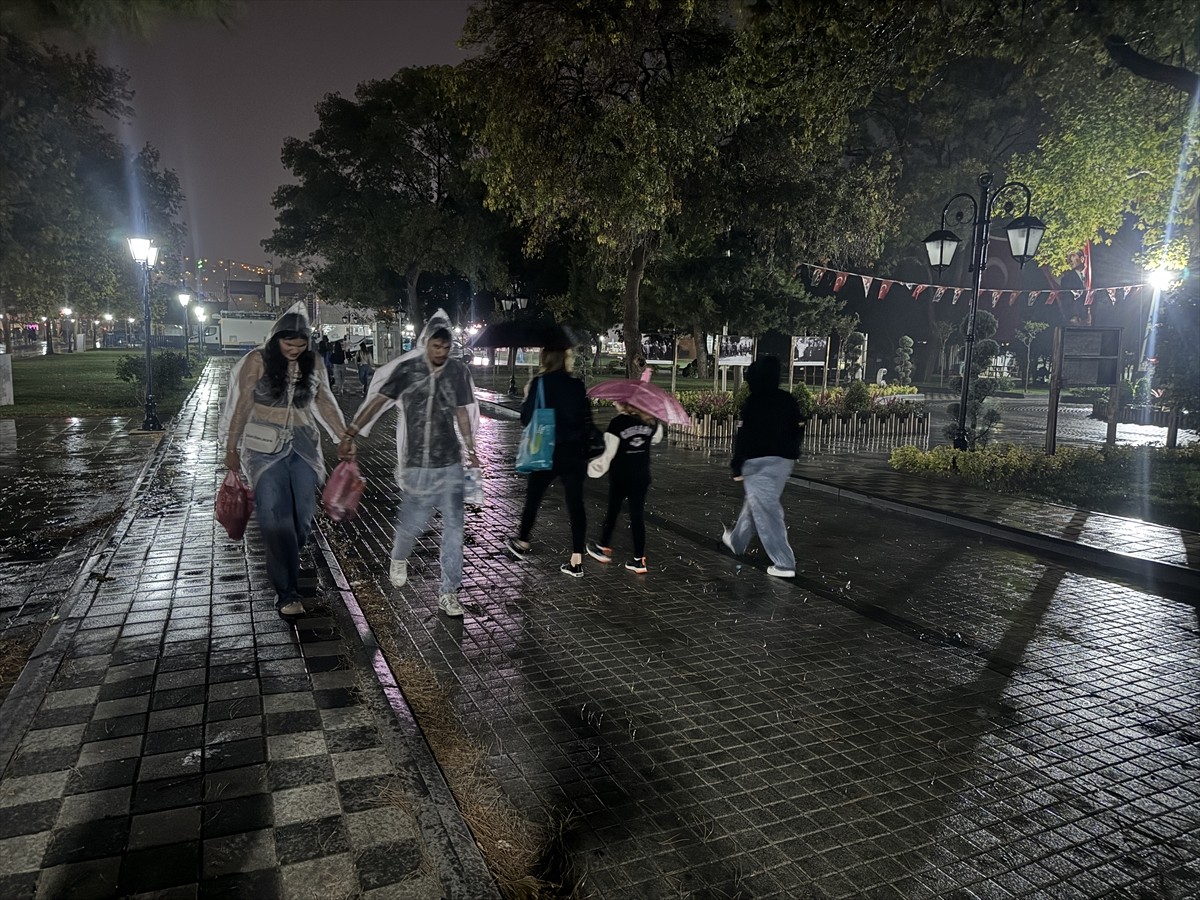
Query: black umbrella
468 320 578 350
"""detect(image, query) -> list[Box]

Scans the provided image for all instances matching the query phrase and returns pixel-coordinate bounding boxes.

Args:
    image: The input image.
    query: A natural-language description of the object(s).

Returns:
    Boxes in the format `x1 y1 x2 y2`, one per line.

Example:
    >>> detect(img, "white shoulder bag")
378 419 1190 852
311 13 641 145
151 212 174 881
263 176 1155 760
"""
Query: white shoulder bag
241 382 295 455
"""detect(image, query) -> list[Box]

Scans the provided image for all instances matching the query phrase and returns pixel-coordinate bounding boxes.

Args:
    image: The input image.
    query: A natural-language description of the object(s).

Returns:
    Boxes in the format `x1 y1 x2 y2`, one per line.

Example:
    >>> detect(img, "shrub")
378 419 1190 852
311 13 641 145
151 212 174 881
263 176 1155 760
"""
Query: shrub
115 352 188 394
676 390 739 420
841 380 871 414
889 443 1200 530
792 383 815 418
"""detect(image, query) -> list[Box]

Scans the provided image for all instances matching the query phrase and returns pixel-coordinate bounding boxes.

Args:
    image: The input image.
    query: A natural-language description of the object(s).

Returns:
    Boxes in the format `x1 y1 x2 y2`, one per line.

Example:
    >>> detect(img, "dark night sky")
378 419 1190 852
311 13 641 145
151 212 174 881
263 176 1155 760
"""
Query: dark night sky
94 0 473 265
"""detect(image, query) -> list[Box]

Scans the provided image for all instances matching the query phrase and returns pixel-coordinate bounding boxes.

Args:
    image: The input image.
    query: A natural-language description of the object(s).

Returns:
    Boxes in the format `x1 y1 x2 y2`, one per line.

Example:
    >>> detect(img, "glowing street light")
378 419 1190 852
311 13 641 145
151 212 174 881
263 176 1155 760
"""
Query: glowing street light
128 236 163 430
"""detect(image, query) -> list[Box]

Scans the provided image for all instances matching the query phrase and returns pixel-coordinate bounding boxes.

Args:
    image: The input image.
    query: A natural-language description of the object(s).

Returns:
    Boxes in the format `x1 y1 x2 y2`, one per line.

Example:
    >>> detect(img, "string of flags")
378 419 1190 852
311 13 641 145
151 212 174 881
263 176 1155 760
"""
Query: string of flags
804 264 1150 308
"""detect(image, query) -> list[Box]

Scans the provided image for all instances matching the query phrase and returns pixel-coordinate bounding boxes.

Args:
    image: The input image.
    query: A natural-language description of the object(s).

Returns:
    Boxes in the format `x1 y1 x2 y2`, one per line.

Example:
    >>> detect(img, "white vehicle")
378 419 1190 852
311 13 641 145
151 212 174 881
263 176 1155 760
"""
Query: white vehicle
214 312 278 353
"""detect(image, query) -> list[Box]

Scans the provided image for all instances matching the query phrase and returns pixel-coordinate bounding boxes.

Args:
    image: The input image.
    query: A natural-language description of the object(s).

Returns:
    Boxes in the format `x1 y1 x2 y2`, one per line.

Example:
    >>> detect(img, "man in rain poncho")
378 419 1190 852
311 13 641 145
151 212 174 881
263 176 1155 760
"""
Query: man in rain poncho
339 310 480 617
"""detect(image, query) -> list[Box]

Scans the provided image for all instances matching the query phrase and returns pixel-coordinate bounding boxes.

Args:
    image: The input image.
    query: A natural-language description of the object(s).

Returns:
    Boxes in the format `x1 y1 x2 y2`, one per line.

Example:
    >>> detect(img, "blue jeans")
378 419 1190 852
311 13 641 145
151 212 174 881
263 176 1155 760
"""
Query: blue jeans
391 464 464 594
254 449 318 604
729 456 796 571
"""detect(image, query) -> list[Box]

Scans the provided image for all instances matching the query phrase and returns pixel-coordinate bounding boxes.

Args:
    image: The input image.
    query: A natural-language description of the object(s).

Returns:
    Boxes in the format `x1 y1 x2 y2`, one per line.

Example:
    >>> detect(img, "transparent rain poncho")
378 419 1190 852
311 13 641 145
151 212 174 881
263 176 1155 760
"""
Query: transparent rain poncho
351 308 480 495
218 302 347 488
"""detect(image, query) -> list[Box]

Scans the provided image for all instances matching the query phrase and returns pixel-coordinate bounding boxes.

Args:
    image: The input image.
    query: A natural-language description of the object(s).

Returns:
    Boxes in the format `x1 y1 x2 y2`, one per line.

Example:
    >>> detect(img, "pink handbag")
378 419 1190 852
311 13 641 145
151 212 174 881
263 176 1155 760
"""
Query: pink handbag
215 471 255 540
322 460 365 522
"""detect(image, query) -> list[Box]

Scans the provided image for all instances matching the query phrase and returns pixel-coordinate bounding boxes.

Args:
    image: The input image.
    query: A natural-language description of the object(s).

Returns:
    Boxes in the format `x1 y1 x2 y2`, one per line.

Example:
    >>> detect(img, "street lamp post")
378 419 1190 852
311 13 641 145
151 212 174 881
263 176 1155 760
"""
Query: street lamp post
923 172 1046 450
60 307 72 354
502 296 528 394
196 309 207 363
177 289 192 376
128 237 163 431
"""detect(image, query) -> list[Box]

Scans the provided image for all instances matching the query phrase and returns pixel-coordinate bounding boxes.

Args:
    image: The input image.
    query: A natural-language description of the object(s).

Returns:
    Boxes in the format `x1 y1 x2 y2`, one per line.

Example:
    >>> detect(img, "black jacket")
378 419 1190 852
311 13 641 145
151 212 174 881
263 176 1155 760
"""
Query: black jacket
521 371 594 472
731 358 802 476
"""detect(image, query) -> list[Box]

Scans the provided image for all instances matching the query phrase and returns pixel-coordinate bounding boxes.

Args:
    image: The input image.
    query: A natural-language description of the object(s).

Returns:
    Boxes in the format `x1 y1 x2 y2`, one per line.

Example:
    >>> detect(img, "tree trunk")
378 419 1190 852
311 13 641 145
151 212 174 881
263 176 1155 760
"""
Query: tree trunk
692 323 708 380
622 241 648 379
44 321 55 354
1023 344 1032 391
1166 402 1181 449
405 263 423 331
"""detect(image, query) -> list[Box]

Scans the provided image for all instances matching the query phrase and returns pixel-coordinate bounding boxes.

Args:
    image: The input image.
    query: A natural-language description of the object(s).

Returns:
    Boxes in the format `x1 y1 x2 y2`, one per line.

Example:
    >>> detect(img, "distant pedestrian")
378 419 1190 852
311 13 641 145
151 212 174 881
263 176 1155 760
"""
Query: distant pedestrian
723 355 801 578
339 311 480 618
330 340 347 394
506 348 595 577
220 303 352 617
355 343 373 396
317 333 331 368
586 402 663 574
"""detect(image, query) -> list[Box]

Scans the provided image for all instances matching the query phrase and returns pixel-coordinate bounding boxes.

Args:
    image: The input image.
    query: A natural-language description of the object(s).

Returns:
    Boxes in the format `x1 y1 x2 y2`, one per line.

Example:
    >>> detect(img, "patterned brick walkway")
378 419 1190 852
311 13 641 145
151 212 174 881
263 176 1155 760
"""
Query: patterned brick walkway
324 387 1198 899
0 362 495 899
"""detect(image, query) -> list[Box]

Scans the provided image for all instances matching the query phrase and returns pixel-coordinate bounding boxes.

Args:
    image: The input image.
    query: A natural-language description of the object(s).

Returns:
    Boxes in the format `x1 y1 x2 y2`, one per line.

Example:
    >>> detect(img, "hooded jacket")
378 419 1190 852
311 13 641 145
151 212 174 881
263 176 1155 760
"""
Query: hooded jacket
731 356 802 476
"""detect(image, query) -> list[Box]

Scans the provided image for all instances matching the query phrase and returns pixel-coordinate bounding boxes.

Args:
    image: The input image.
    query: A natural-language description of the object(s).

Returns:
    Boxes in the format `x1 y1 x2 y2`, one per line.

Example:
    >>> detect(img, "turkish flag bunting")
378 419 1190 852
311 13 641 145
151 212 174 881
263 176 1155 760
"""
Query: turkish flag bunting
932 287 945 303
1028 291 1040 306
861 275 874 295
990 290 1002 305
811 267 826 288
911 284 928 300
877 280 892 300
1122 286 1132 300
1008 291 1020 305
833 272 848 292
1084 290 1095 306
1107 287 1118 304
1047 291 1059 305
951 288 963 304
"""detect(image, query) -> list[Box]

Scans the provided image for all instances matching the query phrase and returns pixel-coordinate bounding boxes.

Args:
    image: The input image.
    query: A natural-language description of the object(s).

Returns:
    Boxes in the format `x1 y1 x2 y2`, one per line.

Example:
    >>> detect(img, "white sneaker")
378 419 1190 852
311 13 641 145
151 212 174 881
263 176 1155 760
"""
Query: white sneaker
389 559 408 587
721 527 738 556
438 593 464 617
767 565 796 578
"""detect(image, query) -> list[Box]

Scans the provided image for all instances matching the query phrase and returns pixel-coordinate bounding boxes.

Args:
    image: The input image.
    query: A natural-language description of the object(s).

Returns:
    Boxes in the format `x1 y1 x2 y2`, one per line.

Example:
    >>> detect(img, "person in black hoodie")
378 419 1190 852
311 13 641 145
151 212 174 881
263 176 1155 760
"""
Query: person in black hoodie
506 348 596 577
723 355 801 578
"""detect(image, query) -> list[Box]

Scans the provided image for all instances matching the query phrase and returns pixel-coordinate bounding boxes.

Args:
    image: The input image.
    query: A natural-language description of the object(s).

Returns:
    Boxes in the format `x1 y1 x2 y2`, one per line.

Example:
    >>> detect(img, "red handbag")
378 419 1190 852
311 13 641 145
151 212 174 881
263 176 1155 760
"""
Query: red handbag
216 471 255 540
322 459 365 522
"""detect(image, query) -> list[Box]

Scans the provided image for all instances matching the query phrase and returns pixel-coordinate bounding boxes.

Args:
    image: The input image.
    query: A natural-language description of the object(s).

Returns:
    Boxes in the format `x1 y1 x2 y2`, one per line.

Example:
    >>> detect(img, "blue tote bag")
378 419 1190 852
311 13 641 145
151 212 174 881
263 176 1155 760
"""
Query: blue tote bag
515 378 556 473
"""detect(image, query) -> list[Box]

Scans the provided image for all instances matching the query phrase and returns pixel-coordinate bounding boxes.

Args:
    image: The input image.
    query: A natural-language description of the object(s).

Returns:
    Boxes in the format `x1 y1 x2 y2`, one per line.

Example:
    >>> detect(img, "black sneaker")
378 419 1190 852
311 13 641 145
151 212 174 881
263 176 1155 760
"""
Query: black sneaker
586 541 612 563
505 537 530 560
625 556 648 574
560 562 584 578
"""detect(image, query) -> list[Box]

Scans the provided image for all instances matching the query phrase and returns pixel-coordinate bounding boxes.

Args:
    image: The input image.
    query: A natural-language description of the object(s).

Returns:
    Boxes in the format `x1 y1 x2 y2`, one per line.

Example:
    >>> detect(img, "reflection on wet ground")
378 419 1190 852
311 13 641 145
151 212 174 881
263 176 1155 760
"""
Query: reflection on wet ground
0 417 153 703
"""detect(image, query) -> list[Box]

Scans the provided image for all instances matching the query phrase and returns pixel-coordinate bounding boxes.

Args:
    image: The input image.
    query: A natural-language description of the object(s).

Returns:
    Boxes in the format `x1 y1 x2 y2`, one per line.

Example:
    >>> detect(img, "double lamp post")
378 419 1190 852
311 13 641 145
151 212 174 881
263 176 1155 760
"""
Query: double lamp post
501 295 527 394
923 172 1046 451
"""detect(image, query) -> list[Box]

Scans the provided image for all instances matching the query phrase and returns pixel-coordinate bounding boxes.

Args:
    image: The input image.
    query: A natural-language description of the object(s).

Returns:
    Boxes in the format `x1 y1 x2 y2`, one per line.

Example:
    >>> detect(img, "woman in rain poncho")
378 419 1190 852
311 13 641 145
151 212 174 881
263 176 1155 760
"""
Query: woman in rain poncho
338 310 480 618
220 303 352 617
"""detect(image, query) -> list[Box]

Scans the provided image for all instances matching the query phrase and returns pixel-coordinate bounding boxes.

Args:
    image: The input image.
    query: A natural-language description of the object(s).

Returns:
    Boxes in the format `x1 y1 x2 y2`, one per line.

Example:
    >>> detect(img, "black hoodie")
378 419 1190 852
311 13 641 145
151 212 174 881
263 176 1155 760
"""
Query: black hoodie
731 356 802 476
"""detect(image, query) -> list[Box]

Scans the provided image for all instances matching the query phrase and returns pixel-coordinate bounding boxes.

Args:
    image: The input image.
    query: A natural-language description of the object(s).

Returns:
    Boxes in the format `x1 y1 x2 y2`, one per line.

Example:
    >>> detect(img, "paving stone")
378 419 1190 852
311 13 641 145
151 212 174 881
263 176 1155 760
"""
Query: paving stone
279 853 358 900
41 816 131 866
127 807 203 850
272 782 342 826
0 830 53 873
0 771 70 807
353 839 423 890
201 793 273 838
55 786 132 827
0 799 61 839
118 841 200 894
201 827 276 878
32 856 121 900
267 730 328 761
273 814 349 865
342 807 417 850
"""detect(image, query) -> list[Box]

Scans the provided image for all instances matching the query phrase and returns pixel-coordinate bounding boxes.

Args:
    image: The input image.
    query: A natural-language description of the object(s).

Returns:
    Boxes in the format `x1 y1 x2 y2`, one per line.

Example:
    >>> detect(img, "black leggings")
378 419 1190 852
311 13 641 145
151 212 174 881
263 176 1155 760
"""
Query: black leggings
600 476 649 558
519 466 586 554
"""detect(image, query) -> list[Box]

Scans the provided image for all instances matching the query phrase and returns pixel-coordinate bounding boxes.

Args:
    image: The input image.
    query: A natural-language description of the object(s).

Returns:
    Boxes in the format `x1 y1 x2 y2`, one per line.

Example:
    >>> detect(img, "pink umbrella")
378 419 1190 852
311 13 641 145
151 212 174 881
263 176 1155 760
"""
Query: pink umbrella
587 369 691 425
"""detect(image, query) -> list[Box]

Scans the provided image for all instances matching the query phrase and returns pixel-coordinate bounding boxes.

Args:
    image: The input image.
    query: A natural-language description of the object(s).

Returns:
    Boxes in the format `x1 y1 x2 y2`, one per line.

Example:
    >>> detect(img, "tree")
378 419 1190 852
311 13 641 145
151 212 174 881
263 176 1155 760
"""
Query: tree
945 309 1002 449
893 335 914 385
1150 272 1199 448
1014 320 1050 391
932 319 957 385
0 32 185 352
265 66 508 328
1 0 235 38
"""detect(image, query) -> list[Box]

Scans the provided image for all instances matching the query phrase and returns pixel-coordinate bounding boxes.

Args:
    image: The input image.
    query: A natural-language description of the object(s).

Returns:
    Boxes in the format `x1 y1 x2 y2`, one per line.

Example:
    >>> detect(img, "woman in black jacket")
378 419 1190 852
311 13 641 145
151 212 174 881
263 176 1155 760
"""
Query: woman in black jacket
723 355 802 578
506 348 595 576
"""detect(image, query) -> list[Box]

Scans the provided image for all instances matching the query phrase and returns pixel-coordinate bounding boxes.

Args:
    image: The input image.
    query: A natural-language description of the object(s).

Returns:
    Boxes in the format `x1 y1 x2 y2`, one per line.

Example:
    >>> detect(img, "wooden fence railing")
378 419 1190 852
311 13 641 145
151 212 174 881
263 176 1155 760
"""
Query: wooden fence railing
668 411 930 450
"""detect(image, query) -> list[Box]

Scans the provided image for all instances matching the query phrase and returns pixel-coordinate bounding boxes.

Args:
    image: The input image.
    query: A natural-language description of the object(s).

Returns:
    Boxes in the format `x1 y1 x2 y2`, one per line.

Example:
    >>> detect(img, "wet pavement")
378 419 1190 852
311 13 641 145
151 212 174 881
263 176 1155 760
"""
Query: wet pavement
325 386 1197 898
0 361 1196 899
0 362 495 899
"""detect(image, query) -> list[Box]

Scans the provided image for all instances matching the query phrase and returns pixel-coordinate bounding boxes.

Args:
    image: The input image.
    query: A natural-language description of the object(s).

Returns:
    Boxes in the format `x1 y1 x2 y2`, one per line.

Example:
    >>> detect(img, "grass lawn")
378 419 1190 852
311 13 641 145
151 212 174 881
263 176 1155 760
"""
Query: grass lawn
7 350 195 418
